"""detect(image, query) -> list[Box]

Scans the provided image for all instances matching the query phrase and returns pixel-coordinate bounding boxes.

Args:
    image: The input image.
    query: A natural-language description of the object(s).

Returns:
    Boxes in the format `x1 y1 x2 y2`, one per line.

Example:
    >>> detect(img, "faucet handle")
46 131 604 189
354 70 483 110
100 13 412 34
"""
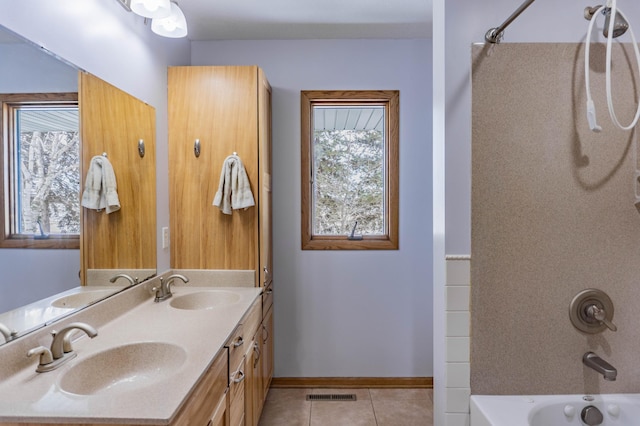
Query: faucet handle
587 305 617 332
27 346 53 366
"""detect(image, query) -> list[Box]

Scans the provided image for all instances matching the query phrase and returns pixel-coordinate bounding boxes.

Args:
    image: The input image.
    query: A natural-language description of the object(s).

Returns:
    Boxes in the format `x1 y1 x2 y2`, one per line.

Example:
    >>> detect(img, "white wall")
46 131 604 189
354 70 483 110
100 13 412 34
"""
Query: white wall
0 0 189 309
0 44 77 92
192 39 433 377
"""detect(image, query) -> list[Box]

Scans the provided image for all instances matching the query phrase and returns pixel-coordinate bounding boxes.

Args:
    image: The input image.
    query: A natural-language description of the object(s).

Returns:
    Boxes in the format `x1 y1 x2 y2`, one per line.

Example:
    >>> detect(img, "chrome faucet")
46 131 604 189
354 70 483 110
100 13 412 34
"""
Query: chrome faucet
109 273 138 286
0 322 17 342
583 351 617 381
153 274 189 302
27 322 98 373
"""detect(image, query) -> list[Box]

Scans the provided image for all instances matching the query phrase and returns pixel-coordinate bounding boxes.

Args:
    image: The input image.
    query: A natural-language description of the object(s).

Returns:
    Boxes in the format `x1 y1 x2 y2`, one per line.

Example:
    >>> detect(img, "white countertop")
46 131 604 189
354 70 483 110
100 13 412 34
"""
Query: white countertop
0 285 262 425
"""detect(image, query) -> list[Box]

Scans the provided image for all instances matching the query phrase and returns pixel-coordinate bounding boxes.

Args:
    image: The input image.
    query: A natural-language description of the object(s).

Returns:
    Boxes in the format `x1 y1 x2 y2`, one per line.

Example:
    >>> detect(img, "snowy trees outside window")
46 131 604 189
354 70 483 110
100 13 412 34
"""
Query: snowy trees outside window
1 93 79 248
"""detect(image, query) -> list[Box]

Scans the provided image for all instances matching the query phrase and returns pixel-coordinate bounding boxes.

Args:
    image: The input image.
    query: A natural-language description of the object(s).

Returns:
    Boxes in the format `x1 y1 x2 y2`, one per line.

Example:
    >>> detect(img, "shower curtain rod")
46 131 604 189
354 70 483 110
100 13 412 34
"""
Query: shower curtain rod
485 0 536 43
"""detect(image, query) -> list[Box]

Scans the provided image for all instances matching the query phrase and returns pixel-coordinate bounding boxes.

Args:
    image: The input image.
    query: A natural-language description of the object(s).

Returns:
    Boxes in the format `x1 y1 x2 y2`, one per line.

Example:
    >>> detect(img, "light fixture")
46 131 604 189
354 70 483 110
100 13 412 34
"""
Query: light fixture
130 0 172 19
151 1 188 38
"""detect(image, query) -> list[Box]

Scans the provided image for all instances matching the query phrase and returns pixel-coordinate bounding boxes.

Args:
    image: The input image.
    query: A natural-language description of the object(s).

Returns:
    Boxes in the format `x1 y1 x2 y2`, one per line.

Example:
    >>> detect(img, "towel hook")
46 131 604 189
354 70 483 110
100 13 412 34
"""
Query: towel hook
138 139 145 158
102 152 108 158
194 139 201 158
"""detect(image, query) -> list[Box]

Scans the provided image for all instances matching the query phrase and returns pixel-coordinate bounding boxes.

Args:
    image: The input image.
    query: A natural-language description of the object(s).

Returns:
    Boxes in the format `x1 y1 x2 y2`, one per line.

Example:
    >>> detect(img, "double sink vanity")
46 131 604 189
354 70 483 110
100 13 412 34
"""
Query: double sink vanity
0 271 272 426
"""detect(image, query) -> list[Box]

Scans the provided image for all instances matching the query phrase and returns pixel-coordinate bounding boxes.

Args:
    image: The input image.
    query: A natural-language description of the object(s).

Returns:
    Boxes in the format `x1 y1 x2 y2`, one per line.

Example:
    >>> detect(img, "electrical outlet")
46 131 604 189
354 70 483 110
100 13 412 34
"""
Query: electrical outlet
162 227 170 249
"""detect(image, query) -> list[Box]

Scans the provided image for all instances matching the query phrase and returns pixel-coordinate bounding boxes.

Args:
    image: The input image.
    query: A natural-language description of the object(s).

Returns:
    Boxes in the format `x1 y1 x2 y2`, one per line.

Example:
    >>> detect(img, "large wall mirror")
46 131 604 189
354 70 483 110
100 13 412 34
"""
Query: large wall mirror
0 25 157 345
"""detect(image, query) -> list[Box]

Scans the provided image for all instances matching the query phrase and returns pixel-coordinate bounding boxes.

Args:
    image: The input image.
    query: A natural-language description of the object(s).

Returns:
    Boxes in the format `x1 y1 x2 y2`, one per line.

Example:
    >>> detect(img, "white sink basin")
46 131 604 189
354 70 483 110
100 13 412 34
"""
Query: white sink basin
57 342 186 396
170 290 241 310
51 289 117 309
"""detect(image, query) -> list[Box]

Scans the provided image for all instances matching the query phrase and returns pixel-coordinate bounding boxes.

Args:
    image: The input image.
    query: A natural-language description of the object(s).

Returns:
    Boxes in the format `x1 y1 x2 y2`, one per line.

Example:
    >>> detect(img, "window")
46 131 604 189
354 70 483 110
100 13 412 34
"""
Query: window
301 90 399 250
0 93 79 249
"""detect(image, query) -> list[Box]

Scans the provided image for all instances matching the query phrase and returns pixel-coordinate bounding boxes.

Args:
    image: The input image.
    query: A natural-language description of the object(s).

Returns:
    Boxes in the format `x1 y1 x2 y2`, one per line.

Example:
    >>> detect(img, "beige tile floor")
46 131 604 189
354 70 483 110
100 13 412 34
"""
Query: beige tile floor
258 388 433 426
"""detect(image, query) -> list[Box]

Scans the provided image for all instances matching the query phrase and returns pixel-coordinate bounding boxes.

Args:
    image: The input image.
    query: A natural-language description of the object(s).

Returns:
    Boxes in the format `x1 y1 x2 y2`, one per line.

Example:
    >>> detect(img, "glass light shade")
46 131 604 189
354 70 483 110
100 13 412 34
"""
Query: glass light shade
130 0 171 19
151 2 188 38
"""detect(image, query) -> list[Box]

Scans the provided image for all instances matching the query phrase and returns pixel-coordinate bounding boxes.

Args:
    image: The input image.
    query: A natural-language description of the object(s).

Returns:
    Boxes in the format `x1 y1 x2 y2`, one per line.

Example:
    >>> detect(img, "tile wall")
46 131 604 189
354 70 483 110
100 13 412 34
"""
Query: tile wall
445 256 470 426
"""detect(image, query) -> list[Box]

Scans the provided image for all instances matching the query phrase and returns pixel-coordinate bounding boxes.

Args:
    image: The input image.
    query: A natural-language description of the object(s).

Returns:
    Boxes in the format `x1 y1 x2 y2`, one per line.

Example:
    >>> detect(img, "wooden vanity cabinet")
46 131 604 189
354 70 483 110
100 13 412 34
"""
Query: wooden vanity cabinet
168 66 272 289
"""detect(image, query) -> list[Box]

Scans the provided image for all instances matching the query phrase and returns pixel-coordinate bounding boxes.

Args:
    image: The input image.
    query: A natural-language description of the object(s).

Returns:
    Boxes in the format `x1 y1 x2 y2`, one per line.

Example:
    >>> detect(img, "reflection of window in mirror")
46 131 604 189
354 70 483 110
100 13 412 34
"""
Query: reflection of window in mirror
0 93 79 248
301 90 399 250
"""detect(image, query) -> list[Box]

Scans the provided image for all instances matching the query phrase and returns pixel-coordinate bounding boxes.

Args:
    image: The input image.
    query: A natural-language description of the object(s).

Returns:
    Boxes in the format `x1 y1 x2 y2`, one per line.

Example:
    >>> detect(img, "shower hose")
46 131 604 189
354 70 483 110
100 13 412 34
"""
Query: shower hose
585 0 640 132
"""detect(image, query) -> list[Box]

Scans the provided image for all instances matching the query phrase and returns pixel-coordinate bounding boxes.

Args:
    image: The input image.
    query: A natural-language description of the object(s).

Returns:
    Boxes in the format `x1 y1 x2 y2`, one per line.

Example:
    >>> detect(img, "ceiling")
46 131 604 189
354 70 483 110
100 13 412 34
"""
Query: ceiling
179 0 432 41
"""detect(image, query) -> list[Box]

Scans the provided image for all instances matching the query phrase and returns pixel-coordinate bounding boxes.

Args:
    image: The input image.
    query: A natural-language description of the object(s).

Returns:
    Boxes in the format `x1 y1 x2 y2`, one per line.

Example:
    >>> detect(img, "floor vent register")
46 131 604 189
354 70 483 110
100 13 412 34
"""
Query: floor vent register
305 394 357 401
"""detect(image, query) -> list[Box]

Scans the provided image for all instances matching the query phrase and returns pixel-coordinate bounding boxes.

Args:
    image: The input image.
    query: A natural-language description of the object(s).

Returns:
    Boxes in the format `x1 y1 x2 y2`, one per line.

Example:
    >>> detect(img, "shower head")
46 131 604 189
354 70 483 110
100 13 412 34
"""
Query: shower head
584 5 629 38
603 7 629 38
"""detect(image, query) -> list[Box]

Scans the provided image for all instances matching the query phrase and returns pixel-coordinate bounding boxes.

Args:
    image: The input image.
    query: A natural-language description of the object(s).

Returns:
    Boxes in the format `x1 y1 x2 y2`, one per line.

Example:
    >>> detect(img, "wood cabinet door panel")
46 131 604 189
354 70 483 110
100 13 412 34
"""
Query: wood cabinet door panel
168 66 259 270
79 72 156 280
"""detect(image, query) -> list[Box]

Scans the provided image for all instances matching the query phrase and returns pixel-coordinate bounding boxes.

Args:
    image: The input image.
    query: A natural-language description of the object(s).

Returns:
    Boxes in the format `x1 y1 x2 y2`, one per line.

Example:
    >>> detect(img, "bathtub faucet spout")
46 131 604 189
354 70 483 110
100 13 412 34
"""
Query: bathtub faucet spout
583 352 617 381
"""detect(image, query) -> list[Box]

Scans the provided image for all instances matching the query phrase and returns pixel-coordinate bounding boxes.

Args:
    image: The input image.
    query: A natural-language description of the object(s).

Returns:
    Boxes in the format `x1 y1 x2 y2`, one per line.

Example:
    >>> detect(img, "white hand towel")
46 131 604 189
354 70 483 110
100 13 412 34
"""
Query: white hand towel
81 155 121 214
213 154 255 215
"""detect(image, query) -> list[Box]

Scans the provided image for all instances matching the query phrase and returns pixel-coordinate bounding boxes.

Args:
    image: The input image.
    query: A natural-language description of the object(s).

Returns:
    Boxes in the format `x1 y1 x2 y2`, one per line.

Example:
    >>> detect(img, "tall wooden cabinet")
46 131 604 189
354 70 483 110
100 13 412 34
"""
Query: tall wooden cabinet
168 66 272 288
168 66 273 426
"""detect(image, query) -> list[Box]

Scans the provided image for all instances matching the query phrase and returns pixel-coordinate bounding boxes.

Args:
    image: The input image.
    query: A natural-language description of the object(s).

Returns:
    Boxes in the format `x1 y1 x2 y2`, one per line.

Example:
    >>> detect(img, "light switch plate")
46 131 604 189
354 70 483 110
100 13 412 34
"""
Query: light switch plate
162 227 170 249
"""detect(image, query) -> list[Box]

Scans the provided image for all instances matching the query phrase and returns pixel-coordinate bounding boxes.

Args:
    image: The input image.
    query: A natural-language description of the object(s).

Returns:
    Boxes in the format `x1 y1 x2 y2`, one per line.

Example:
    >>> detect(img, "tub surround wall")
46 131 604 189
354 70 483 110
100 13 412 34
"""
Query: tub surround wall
471 43 640 395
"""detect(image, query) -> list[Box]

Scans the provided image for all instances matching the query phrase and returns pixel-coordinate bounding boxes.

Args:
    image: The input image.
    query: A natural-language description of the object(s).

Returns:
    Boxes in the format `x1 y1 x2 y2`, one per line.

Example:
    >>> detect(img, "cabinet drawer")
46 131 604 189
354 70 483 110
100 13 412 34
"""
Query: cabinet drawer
262 283 273 318
170 348 228 426
229 356 246 426
225 324 245 374
242 298 262 340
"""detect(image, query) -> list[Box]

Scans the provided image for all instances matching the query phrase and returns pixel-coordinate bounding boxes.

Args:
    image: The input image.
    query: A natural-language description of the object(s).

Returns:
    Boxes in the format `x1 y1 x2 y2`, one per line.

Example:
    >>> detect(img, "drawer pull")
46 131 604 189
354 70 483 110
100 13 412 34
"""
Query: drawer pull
233 369 246 383
262 324 269 344
233 336 244 347
253 341 261 367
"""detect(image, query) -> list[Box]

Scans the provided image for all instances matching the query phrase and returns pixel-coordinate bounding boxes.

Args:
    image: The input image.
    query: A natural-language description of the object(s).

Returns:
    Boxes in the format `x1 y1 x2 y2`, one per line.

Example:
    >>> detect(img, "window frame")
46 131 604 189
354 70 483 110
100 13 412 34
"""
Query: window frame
301 90 399 250
0 92 79 249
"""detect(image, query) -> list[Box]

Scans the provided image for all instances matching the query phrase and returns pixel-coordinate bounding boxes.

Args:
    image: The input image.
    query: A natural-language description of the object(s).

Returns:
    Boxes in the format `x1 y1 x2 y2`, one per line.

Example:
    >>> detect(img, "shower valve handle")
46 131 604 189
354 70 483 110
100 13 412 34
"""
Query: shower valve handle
586 305 617 332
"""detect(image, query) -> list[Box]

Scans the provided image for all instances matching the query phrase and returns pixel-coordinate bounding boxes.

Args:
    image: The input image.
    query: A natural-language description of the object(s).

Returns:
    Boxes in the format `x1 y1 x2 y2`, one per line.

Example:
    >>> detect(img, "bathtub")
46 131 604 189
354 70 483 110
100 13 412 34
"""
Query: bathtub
471 394 640 425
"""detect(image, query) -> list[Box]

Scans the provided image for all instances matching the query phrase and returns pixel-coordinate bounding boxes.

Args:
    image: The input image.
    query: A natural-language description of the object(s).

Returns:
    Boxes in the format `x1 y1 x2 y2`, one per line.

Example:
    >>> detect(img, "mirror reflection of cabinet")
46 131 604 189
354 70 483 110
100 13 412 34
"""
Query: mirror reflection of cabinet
168 66 271 287
79 72 157 284
0 23 159 344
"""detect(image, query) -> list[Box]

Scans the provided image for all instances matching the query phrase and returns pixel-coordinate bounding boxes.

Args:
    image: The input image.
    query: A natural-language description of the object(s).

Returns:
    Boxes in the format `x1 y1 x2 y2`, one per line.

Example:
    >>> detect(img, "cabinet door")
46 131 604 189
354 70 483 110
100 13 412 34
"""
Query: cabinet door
170 349 228 426
258 69 273 288
208 389 229 426
261 305 274 398
168 66 259 270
